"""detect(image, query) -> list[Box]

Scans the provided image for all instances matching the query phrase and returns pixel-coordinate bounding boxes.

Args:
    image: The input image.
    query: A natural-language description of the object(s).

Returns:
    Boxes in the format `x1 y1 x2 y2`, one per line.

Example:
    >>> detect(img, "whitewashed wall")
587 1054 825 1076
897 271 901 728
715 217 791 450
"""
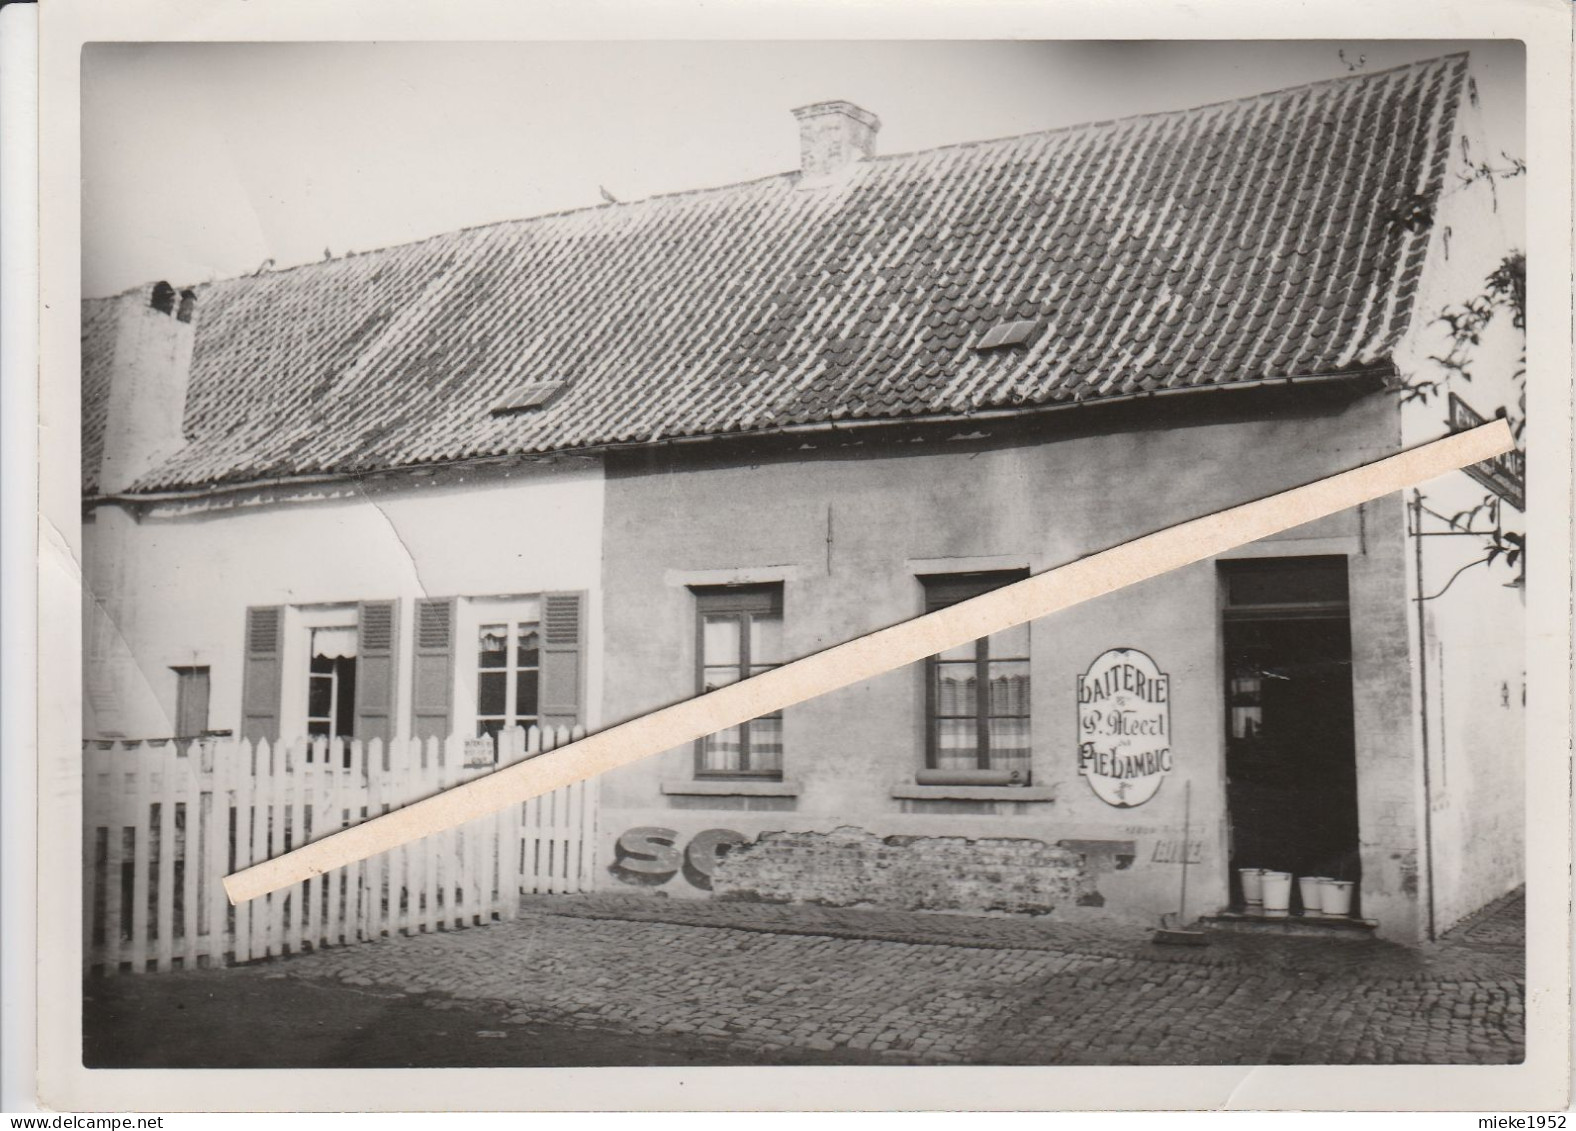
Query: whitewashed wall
82 457 604 743
1393 59 1526 935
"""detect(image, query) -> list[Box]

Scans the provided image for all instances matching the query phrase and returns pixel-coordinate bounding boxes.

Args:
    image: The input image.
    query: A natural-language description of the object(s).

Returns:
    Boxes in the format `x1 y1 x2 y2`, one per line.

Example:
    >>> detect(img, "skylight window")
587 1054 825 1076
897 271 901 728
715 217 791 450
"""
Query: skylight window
491 381 567 415
974 319 1040 351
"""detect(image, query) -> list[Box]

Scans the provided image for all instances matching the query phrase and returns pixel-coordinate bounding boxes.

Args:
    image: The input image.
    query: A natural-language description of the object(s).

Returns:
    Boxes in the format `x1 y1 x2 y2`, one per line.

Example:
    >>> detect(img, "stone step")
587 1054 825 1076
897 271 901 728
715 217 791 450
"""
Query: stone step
1199 910 1379 939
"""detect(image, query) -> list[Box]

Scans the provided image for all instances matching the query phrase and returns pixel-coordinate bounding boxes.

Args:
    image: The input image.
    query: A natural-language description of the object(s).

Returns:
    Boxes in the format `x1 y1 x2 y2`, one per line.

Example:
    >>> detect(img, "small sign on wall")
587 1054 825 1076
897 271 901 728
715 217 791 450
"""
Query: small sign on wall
1077 648 1172 808
462 737 495 768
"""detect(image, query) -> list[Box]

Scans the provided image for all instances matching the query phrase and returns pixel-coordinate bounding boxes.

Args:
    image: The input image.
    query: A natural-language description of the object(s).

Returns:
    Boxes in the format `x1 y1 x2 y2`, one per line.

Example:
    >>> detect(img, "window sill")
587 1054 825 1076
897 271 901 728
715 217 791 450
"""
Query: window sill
891 784 1056 802
661 779 801 797
915 768 1027 787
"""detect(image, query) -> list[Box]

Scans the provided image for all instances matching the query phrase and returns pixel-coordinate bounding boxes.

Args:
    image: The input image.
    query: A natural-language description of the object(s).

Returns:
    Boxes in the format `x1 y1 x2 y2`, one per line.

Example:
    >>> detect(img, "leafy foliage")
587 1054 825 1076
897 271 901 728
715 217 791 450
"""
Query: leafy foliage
1445 494 1524 581
1454 146 1526 214
1401 252 1527 440
1398 143 1526 586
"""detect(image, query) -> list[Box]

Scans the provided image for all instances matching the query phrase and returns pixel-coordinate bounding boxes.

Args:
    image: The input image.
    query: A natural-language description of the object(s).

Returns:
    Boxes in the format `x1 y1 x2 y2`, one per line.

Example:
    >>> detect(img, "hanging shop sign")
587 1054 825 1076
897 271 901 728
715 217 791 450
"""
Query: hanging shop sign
1447 393 1525 511
1077 648 1172 808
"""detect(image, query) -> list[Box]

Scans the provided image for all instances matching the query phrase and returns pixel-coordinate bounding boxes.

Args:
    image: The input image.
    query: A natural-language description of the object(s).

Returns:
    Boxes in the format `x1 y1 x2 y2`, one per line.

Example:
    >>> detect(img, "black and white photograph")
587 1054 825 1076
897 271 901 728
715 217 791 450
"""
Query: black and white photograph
28 7 1572 1112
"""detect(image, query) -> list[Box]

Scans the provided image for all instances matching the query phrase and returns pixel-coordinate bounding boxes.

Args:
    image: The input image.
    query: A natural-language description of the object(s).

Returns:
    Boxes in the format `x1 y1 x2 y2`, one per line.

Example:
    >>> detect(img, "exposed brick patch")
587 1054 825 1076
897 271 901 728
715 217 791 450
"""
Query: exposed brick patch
711 825 1092 914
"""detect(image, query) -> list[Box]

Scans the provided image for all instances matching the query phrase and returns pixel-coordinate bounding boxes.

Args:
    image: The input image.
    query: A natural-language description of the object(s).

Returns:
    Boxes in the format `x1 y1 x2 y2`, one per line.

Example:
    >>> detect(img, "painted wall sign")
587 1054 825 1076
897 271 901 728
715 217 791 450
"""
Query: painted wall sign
1077 647 1172 808
1448 393 1525 510
1151 838 1204 864
612 826 749 888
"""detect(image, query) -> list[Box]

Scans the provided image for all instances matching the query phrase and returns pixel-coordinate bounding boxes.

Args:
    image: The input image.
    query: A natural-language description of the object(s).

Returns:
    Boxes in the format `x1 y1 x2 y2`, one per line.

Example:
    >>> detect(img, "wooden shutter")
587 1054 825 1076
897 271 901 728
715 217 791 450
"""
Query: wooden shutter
411 597 456 741
539 591 586 729
354 599 399 744
240 606 283 743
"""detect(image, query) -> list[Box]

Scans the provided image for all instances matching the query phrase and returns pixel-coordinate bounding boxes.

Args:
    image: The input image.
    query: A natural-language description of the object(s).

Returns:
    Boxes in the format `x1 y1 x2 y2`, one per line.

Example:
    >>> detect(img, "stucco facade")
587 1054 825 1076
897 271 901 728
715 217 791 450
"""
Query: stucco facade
78 53 1524 946
595 388 1447 941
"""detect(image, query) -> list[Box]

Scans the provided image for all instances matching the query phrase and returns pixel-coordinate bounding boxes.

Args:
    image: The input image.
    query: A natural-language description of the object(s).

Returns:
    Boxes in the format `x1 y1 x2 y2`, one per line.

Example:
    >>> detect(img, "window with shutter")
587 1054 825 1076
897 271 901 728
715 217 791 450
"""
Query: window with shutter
451 594 584 741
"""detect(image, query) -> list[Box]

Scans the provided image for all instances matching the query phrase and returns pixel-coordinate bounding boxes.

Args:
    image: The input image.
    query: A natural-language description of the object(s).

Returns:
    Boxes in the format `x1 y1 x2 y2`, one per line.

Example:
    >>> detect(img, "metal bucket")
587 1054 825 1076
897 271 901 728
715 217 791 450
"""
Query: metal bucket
1298 875 1328 915
1261 871 1293 918
1320 879 1355 917
1239 867 1266 906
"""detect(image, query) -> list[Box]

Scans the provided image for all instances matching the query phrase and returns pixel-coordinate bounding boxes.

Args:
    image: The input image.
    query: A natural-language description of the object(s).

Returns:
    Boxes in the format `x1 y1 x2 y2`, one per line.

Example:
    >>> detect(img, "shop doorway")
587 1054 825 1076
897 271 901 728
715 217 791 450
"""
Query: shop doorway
1221 557 1360 914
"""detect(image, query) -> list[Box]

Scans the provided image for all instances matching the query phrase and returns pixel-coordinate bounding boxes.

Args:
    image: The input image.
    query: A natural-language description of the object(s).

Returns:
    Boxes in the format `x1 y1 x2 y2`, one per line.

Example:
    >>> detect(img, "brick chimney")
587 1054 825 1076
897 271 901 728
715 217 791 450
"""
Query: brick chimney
792 100 880 183
98 280 197 494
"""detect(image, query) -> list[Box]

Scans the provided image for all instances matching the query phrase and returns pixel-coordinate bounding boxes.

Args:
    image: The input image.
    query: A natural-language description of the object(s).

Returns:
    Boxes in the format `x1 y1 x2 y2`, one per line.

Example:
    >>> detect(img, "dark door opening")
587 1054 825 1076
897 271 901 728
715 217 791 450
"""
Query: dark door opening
1221 558 1360 915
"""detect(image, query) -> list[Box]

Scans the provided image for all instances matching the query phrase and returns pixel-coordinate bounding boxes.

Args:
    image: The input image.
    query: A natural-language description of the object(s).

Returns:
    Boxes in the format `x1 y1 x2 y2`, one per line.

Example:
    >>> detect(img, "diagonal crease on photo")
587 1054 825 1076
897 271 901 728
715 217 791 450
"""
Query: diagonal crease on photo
223 419 1514 905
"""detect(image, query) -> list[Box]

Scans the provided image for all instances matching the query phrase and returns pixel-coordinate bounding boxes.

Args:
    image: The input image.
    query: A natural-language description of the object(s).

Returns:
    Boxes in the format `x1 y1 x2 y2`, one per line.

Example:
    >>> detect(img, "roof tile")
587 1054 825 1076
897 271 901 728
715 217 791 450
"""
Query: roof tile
81 55 1465 494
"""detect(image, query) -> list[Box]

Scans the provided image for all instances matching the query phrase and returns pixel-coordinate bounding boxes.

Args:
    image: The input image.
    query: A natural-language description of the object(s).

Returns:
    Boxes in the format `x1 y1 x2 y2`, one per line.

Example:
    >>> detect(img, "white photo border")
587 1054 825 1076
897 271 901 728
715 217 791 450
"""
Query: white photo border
33 0 1574 1112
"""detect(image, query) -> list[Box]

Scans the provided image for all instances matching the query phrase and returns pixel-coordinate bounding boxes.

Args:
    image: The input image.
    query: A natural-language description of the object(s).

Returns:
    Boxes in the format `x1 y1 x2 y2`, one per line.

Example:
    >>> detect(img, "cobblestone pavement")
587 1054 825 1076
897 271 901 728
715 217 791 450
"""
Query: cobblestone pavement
267 887 1524 1066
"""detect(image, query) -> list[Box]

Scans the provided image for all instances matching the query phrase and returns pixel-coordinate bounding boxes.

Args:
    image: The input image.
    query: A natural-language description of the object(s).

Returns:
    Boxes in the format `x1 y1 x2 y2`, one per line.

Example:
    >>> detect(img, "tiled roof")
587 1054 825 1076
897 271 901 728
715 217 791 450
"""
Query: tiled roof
82 54 1467 495
81 297 119 493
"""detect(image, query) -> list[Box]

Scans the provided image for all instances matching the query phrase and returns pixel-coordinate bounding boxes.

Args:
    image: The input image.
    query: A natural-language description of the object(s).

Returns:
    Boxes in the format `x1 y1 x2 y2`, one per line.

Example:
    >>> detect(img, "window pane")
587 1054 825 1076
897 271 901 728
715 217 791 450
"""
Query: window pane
750 614 784 665
335 657 356 737
990 621 1029 659
516 625 540 668
478 671 506 716
515 670 539 718
477 718 504 741
748 717 783 774
699 726 743 773
1224 559 1349 608
307 719 330 737
702 615 741 666
987 660 1031 715
988 718 1032 775
934 662 977 716
478 625 508 668
934 718 977 769
937 639 976 662
923 571 1029 611
307 673 333 719
696 595 785 779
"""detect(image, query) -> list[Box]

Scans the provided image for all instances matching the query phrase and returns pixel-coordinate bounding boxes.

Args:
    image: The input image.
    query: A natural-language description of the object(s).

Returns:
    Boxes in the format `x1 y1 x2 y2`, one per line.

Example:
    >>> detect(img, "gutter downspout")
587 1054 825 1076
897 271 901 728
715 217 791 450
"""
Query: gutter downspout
1411 489 1437 943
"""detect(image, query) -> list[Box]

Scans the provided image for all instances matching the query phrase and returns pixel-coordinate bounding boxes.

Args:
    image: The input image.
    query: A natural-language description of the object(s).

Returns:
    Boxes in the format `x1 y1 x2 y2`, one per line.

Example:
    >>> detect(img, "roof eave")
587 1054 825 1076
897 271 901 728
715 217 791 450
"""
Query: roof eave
82 364 1396 507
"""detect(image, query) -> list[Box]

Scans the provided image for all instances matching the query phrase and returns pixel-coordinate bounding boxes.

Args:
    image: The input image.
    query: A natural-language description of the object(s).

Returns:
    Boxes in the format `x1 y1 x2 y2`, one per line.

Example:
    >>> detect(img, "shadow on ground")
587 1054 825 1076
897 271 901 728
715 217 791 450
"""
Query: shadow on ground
83 967 884 1069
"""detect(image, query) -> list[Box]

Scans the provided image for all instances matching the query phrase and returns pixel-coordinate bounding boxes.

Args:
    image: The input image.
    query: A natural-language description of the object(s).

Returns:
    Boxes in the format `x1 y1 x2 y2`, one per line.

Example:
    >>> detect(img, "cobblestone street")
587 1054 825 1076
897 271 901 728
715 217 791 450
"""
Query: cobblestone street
220 887 1526 1067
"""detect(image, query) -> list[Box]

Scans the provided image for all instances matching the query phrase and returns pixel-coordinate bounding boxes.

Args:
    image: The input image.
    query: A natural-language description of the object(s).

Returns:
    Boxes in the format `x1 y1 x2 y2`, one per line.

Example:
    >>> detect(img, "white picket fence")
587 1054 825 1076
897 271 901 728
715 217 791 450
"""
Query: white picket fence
82 724 594 975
